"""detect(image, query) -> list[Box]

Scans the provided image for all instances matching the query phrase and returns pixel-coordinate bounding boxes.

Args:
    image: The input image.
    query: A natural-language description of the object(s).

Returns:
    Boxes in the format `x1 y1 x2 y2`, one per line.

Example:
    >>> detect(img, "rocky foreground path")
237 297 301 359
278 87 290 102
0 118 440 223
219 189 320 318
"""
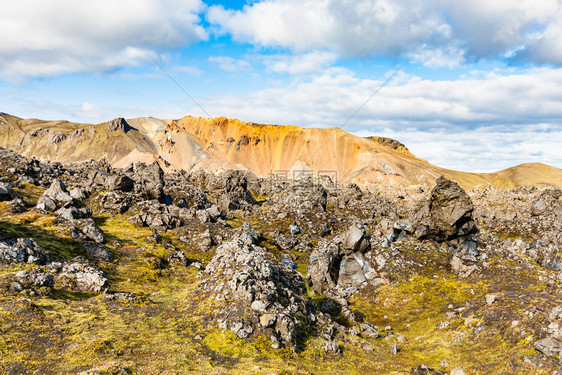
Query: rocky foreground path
0 146 561 374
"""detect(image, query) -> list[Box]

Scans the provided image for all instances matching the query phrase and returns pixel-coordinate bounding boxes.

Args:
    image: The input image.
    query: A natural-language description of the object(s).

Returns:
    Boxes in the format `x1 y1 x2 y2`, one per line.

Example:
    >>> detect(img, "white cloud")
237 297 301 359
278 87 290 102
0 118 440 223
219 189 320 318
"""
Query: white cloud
174 65 203 76
208 0 562 66
74 102 112 121
264 51 338 75
208 56 251 72
355 124 562 172
0 0 206 80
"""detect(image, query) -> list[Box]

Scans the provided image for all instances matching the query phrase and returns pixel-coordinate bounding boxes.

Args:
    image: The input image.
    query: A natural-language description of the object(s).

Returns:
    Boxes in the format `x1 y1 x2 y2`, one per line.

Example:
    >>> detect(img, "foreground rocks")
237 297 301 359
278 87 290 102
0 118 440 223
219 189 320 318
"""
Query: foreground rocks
2 145 562 373
0 238 47 265
202 223 321 348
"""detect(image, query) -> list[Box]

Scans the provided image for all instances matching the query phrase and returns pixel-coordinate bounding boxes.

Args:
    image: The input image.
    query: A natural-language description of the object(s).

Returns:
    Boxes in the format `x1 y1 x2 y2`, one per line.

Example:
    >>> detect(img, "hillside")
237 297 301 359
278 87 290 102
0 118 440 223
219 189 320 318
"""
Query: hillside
1 113 561 189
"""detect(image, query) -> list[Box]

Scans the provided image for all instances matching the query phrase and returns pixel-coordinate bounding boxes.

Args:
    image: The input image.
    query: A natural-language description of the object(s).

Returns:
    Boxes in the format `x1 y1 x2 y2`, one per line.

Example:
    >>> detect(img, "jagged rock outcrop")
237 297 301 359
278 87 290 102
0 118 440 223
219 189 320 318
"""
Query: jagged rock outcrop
133 161 166 202
54 257 108 292
106 117 131 132
203 224 317 348
36 179 74 211
414 176 478 242
0 238 47 265
306 223 373 294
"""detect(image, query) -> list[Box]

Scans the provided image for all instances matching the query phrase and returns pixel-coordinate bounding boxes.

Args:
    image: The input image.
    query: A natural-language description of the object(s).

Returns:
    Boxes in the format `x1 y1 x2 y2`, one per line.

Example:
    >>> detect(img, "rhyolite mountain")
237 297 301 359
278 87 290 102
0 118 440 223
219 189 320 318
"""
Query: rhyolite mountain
1 112 562 189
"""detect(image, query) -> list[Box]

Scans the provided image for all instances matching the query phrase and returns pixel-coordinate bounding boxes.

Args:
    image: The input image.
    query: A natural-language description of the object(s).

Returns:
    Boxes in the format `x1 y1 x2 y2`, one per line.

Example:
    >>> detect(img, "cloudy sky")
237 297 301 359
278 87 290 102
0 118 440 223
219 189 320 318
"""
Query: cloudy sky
2 0 562 172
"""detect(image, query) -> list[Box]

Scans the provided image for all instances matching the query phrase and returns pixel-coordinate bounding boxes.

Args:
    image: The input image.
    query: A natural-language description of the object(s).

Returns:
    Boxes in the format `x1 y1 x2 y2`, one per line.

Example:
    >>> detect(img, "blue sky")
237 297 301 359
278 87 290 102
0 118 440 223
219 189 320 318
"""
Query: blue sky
2 0 562 172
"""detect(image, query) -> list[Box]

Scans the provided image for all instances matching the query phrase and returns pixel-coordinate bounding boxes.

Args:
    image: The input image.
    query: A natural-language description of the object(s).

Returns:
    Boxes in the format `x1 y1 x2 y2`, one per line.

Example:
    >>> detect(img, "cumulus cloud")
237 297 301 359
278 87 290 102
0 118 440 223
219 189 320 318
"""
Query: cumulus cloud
208 0 562 66
208 56 251 72
264 51 338 75
0 0 206 80
355 125 562 172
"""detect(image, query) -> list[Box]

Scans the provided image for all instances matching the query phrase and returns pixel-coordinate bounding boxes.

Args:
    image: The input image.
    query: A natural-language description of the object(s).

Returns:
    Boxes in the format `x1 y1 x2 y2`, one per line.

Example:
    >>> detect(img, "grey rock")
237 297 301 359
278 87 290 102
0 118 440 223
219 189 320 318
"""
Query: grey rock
37 179 73 211
485 294 497 306
289 223 301 235
415 176 477 242
0 238 46 265
337 252 375 288
79 219 105 243
107 175 134 192
133 161 165 202
56 257 108 292
534 336 562 357
306 224 373 294
69 187 87 200
204 233 310 347
0 182 14 201
199 230 214 252
229 320 254 339
322 340 341 354
360 322 380 338
165 250 188 266
15 268 55 289
83 243 113 262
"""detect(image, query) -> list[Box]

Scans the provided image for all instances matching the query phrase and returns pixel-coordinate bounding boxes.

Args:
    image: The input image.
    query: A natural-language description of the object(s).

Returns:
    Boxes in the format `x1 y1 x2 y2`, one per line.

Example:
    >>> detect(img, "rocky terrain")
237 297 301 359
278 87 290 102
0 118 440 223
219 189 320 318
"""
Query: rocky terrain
1 145 562 374
2 112 562 190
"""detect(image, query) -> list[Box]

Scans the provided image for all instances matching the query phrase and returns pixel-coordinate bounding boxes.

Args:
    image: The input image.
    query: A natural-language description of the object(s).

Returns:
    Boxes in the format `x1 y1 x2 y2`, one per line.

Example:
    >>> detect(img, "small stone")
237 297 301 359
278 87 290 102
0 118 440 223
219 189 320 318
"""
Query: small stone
362 344 373 351
450 368 467 375
289 223 301 235
251 300 268 312
485 294 497 305
322 340 341 354
260 314 276 327
390 344 399 355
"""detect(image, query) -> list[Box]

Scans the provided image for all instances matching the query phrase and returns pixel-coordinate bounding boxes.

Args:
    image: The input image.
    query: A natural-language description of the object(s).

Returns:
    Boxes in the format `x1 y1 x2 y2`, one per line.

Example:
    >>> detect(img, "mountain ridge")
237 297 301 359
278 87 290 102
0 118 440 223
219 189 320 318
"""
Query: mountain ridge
1 112 561 189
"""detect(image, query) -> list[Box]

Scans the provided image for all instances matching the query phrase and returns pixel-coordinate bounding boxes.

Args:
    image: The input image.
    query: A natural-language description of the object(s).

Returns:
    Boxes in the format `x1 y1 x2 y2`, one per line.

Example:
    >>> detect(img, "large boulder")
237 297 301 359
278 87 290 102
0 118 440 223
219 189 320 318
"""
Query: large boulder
133 161 165 202
71 219 105 243
36 179 74 211
414 176 477 242
306 224 373 294
205 170 256 211
106 175 134 192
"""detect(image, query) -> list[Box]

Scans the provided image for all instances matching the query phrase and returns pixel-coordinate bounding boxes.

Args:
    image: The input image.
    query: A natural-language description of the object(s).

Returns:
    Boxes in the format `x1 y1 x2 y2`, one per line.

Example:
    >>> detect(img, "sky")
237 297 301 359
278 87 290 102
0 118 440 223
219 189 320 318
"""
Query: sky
2 0 562 172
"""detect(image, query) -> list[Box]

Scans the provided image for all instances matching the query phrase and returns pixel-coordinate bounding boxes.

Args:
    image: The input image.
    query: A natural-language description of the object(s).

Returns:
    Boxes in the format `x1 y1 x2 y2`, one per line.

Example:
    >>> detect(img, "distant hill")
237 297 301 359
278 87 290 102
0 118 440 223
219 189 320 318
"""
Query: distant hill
1 112 561 189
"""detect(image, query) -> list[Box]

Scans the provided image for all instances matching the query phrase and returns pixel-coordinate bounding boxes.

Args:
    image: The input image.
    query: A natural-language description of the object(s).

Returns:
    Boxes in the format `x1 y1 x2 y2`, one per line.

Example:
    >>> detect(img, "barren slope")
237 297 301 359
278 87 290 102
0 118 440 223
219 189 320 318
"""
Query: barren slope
1 112 561 189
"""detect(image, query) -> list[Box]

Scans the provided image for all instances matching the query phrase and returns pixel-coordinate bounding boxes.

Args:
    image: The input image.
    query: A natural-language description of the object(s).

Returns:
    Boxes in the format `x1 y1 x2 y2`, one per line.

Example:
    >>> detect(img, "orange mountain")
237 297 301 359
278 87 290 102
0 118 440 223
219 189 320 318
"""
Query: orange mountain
1 113 561 189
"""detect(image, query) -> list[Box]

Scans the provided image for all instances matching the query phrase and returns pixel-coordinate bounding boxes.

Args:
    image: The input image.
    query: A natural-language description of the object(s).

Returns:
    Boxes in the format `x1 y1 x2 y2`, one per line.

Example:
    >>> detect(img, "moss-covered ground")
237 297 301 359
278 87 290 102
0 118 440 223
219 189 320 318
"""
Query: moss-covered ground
0 182 559 374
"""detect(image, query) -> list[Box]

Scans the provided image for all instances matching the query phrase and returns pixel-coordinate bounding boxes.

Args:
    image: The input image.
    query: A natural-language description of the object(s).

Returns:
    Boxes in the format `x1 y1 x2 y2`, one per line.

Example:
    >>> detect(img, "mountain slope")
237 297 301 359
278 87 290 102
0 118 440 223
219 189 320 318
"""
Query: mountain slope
1 112 561 189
